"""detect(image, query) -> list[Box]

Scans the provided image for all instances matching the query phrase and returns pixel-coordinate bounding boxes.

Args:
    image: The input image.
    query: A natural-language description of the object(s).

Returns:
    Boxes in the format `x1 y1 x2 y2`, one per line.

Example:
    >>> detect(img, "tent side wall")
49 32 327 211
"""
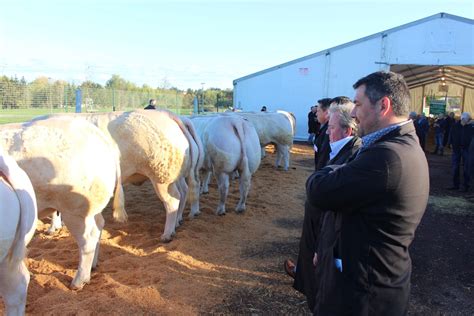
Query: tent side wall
234 39 384 140
464 88 474 114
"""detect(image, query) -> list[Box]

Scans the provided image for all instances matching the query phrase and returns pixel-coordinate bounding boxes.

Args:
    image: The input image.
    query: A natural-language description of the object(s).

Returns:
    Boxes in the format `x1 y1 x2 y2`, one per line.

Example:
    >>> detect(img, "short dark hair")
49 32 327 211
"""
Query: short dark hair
317 98 332 110
353 71 410 117
330 96 352 105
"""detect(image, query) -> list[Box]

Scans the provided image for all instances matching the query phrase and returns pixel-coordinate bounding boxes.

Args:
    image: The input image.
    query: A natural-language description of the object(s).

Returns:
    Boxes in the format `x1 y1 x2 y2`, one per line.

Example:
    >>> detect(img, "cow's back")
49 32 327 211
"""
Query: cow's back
236 112 294 146
106 110 190 184
0 117 117 218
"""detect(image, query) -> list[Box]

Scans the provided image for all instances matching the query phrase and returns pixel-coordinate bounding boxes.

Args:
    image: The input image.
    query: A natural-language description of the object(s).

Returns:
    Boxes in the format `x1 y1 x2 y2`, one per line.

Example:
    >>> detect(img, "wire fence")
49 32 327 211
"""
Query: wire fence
0 84 193 113
0 77 233 124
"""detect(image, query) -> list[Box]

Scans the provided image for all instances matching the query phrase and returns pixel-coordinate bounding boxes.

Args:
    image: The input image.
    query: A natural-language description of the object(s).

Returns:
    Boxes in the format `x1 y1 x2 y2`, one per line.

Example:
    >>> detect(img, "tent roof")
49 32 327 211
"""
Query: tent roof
234 12 474 84
391 65 474 90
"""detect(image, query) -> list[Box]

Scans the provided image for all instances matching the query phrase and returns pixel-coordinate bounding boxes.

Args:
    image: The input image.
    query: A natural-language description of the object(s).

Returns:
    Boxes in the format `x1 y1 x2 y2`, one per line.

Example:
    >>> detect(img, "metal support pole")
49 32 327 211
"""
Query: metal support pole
75 89 82 113
193 96 198 114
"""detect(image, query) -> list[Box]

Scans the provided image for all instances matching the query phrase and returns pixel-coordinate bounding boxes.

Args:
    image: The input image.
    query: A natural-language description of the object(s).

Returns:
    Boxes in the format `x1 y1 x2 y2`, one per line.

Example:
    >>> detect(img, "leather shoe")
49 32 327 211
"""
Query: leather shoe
284 259 296 279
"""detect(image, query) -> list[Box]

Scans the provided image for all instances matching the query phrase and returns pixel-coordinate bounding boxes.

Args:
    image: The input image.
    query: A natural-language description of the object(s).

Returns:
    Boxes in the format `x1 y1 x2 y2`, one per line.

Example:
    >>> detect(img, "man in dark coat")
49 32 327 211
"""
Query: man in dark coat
306 71 429 315
286 96 361 312
312 99 361 315
448 112 473 191
416 112 429 151
444 112 455 148
313 98 332 170
308 106 320 144
144 99 156 110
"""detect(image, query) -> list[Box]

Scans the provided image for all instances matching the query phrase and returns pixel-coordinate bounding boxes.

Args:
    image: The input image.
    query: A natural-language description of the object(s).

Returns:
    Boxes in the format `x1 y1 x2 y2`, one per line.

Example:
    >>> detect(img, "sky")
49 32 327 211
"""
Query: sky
0 0 472 90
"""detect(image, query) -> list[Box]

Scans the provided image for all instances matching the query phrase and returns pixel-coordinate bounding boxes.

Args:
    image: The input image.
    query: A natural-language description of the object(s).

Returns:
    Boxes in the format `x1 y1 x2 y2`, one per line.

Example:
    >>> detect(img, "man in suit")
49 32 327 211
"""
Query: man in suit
306 71 429 315
285 96 361 312
313 98 332 170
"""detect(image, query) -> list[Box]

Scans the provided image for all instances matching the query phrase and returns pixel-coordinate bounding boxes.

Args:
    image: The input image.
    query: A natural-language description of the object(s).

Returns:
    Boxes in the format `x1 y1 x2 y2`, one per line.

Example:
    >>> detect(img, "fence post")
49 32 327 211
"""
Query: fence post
193 96 198 114
65 86 68 112
75 89 82 113
112 89 116 111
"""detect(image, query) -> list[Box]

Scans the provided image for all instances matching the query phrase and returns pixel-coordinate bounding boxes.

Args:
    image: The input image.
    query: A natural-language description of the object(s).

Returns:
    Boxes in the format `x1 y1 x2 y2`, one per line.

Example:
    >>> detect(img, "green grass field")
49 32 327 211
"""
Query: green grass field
0 107 194 124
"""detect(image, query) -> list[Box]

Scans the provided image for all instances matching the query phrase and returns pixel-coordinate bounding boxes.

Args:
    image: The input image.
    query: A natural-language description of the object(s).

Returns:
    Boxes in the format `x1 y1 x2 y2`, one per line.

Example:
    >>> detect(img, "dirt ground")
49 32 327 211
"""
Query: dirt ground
2 143 473 315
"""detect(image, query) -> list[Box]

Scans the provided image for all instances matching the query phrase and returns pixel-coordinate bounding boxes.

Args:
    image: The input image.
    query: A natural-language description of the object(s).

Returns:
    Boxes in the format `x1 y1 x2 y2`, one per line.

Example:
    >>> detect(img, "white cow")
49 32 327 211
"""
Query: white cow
190 115 261 215
234 111 295 171
0 117 125 290
0 149 37 316
38 110 202 241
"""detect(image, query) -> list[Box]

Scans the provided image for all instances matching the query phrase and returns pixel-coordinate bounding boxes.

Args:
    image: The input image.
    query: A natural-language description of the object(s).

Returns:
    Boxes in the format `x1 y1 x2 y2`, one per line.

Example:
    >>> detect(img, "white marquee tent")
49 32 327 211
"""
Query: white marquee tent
233 13 474 140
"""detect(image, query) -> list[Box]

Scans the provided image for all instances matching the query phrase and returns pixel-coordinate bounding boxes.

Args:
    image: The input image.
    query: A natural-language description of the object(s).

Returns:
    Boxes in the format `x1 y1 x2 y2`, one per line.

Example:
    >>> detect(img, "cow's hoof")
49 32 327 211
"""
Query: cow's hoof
216 209 226 216
70 278 90 291
189 211 201 219
160 234 174 243
46 228 57 235
235 207 246 214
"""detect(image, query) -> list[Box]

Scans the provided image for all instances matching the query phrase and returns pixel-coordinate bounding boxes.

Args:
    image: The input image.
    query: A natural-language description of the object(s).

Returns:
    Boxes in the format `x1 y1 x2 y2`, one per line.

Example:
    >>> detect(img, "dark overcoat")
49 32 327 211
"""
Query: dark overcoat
314 123 330 171
294 136 361 311
306 122 429 316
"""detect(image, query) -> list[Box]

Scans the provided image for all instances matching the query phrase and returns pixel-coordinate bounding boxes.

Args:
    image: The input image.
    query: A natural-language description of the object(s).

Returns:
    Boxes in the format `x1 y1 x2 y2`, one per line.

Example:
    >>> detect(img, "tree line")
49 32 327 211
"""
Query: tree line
0 74 233 112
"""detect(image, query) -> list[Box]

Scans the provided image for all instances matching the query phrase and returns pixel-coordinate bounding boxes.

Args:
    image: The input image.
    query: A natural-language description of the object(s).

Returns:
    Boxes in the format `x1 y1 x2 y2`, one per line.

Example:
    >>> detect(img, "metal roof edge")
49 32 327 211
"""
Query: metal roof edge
233 12 474 85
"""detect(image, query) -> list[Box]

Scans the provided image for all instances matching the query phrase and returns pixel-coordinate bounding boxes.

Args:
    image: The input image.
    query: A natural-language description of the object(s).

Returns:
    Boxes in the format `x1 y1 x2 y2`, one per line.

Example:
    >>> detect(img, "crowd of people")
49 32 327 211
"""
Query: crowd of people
284 70 473 315
409 110 473 192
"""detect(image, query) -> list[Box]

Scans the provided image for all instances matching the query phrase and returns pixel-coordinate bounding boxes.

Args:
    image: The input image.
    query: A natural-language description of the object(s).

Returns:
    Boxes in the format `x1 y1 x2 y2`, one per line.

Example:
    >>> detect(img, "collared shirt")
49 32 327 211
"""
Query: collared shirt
329 136 354 160
360 120 411 151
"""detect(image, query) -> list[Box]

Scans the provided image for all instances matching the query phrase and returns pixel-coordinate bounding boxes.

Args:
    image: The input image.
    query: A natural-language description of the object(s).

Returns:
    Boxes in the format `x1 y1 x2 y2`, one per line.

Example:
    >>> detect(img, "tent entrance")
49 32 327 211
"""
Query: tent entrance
390 64 474 116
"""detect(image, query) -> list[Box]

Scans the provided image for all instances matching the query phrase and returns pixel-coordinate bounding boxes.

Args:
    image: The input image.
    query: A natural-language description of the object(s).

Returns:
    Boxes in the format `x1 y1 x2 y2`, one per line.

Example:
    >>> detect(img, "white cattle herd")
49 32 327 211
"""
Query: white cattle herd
0 109 295 315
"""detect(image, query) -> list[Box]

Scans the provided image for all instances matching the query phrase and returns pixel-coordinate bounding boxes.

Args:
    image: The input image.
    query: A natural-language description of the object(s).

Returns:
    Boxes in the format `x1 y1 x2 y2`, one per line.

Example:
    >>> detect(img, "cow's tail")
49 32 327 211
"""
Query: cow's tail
173 115 203 216
0 153 38 263
112 148 127 223
233 118 250 178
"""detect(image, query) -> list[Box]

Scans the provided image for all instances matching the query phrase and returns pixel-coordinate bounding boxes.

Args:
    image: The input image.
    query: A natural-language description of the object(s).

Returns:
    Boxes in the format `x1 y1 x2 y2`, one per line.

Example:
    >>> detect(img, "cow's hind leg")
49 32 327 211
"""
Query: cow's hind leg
236 167 252 213
153 182 180 242
92 213 105 269
176 177 187 226
200 170 212 194
62 213 102 290
0 260 30 316
215 172 230 216
46 210 63 235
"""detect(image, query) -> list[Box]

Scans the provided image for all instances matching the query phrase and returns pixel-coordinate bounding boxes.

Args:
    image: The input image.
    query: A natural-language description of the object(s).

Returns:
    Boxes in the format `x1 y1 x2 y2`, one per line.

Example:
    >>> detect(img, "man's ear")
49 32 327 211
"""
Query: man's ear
379 96 392 116
344 127 353 138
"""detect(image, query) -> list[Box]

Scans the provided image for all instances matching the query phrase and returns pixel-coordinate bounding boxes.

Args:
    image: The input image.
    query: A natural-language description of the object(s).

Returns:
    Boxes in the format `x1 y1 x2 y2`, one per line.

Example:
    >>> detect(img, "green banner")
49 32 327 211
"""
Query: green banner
429 100 446 115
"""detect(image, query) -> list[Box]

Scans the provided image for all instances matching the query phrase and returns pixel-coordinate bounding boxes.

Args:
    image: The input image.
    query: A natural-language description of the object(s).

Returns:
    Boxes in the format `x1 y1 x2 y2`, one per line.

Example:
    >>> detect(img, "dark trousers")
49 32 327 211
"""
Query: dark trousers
433 133 444 154
443 129 450 147
452 148 471 189
293 201 321 311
